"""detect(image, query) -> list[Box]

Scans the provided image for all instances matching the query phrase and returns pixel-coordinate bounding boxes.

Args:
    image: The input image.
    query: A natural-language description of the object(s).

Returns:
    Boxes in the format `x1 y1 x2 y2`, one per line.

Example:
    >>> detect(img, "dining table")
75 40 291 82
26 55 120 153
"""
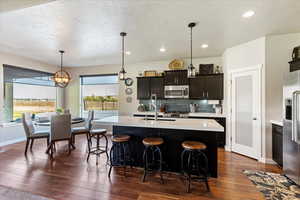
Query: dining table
34 118 85 126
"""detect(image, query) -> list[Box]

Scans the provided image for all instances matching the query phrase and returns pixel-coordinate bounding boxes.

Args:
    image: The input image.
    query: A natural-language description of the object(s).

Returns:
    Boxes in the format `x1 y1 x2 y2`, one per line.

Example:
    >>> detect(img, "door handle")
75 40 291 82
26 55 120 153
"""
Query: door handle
253 117 257 120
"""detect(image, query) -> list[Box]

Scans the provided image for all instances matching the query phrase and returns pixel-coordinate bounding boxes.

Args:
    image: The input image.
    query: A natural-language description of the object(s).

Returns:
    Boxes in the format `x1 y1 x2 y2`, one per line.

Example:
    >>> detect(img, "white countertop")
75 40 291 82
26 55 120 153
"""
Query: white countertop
188 112 226 118
133 112 164 116
270 120 283 126
93 116 224 132
133 111 226 118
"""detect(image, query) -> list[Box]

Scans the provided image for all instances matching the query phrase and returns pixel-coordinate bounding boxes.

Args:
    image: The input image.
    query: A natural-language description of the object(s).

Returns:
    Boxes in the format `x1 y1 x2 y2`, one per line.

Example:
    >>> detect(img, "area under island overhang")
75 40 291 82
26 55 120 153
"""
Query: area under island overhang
93 116 224 178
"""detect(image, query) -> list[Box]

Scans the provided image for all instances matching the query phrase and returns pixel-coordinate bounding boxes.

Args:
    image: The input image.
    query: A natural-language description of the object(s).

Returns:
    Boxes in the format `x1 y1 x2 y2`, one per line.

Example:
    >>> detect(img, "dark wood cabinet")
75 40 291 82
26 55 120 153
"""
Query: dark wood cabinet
150 77 164 99
189 76 206 99
272 124 283 167
137 77 151 99
164 70 188 85
189 74 223 100
137 77 164 99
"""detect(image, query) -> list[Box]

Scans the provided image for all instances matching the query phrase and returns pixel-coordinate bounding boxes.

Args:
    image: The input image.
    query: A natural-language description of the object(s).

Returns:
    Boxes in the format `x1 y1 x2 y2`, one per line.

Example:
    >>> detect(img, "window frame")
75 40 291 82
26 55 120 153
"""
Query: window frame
79 73 119 118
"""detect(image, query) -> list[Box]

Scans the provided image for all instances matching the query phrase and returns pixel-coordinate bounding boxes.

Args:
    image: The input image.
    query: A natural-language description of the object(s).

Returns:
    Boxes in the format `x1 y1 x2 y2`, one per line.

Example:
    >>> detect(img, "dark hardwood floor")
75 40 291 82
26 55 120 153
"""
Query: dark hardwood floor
0 135 281 200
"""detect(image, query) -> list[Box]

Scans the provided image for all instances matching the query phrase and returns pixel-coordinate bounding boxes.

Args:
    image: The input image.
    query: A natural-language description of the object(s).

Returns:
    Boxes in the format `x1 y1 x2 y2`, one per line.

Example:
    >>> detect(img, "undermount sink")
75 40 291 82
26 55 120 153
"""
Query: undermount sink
143 118 176 121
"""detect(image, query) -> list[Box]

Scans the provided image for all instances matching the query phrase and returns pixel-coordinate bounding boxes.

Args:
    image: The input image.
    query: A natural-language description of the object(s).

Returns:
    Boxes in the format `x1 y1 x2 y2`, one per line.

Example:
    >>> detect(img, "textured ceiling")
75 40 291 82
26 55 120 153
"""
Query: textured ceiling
0 0 300 67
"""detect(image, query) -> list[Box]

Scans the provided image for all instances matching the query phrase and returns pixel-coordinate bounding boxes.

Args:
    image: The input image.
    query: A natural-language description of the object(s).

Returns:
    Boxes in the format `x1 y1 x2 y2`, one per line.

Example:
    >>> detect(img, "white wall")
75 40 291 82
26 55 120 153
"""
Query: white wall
65 57 222 117
265 33 300 159
222 37 266 160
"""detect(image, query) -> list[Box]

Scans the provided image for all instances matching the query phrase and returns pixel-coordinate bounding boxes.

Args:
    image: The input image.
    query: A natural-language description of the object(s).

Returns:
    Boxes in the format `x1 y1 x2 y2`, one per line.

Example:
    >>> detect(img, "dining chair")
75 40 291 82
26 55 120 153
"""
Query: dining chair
46 114 72 159
71 110 94 144
22 113 50 155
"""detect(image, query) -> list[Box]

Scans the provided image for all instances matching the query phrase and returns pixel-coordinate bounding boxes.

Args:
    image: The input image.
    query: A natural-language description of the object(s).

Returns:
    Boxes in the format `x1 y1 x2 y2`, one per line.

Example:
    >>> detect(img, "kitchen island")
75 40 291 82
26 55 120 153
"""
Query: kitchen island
94 116 224 178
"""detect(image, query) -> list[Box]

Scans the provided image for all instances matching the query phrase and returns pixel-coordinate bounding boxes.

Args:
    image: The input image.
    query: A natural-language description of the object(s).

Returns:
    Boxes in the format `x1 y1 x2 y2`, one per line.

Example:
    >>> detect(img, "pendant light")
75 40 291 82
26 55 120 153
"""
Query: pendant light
187 22 196 78
53 50 71 88
119 32 127 81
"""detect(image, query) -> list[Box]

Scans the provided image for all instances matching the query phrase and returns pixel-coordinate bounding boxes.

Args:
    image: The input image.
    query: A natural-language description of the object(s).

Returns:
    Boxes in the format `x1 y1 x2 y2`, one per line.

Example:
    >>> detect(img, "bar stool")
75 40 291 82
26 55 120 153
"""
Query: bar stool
181 141 209 193
142 137 164 183
108 135 132 178
87 128 108 165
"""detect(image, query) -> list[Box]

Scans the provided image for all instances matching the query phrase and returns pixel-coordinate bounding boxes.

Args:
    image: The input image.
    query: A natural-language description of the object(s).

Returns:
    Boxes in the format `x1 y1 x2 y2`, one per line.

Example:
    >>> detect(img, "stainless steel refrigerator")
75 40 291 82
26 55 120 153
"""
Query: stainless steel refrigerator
283 69 300 185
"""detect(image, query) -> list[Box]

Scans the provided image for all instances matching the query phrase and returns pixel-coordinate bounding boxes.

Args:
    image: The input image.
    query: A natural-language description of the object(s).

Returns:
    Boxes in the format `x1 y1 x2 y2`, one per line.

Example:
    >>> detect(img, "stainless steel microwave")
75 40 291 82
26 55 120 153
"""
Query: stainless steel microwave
164 85 189 99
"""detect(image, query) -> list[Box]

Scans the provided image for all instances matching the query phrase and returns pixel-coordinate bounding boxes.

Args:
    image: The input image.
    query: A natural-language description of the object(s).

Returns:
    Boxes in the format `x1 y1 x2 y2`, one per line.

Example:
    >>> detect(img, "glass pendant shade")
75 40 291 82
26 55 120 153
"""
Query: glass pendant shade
52 50 71 88
187 64 196 78
119 67 126 81
187 22 196 78
119 32 127 81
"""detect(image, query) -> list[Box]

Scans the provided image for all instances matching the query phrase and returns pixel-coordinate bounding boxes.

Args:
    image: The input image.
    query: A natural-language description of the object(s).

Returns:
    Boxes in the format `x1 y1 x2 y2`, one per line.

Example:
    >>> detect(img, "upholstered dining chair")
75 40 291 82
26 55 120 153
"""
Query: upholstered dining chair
22 113 50 155
46 114 73 159
71 110 94 144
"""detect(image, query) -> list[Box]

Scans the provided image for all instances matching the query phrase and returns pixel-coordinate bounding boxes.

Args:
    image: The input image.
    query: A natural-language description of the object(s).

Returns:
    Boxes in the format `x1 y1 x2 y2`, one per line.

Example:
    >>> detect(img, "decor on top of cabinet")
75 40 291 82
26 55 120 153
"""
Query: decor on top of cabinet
292 46 300 61
199 64 214 74
169 59 184 70
125 78 133 86
214 66 222 74
143 70 158 77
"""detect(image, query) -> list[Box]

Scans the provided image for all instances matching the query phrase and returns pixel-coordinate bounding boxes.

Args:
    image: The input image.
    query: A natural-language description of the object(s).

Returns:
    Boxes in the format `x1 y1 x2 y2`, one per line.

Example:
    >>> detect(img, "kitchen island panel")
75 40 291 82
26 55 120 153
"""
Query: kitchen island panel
113 125 218 177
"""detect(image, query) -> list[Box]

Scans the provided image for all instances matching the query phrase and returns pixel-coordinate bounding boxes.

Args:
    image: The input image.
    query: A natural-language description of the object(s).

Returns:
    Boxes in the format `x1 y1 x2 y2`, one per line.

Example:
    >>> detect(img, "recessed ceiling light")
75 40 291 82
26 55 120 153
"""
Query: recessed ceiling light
125 51 131 55
160 47 166 52
242 10 255 18
201 44 208 48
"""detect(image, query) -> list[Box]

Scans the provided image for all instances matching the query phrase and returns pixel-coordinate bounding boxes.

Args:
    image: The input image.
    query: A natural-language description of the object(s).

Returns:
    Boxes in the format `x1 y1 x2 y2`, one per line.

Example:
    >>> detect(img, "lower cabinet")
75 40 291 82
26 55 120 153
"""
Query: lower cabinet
272 124 283 167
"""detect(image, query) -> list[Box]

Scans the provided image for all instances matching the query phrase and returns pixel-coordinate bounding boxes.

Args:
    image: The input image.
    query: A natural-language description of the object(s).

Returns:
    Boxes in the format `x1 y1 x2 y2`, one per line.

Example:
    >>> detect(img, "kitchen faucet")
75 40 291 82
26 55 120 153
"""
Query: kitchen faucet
151 94 158 121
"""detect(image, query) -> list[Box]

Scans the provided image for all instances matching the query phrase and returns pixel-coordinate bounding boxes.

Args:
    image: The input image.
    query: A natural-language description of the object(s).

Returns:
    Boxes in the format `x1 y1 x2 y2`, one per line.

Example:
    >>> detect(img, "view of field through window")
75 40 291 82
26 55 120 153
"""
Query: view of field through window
81 75 119 119
13 83 56 120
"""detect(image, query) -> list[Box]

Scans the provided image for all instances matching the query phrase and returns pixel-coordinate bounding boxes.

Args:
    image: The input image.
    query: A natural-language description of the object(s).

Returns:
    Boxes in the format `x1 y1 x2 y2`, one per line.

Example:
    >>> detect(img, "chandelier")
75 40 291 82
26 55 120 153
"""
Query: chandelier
53 50 71 88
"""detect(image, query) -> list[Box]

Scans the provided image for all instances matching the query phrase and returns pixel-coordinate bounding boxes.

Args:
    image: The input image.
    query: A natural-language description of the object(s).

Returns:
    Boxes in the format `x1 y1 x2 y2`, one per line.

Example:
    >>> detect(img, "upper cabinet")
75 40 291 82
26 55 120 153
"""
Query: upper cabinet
150 77 164 99
189 74 224 100
137 77 151 99
137 77 164 99
137 71 224 100
164 70 188 85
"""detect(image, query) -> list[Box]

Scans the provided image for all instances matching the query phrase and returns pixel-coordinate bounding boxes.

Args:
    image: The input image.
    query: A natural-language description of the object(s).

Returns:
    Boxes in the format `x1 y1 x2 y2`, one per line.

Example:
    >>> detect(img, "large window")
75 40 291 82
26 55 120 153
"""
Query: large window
13 83 56 120
3 65 57 122
80 74 119 120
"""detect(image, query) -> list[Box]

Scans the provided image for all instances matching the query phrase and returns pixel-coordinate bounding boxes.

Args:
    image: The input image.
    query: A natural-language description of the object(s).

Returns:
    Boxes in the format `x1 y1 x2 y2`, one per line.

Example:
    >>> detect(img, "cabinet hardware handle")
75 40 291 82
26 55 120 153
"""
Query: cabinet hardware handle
206 92 208 98
203 91 205 97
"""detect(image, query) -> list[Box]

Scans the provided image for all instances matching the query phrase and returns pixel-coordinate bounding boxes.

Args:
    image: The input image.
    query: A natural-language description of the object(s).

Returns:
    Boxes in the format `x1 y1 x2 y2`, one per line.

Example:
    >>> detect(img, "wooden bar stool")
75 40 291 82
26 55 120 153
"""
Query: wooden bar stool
87 128 108 165
142 137 164 183
108 135 132 178
181 141 209 193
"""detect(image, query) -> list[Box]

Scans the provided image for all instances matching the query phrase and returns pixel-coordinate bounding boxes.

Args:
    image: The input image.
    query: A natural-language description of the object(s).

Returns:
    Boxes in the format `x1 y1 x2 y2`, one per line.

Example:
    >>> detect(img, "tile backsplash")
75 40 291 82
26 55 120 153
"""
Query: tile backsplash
139 99 222 113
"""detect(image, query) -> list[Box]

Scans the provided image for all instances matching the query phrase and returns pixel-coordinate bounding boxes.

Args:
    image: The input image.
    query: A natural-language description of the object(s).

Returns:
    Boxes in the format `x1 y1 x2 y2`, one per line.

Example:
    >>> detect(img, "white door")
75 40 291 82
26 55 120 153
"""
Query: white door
230 66 261 159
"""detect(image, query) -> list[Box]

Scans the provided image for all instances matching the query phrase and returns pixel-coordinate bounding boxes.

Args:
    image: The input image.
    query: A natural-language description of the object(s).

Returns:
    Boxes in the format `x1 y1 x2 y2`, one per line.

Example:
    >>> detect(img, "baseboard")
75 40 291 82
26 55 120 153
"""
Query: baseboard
0 137 26 147
224 145 231 152
259 157 277 165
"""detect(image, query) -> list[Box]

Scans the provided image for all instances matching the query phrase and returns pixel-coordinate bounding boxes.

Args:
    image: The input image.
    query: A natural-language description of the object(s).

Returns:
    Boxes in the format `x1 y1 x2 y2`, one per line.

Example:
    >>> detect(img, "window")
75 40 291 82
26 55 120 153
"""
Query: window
80 74 119 120
3 65 57 122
